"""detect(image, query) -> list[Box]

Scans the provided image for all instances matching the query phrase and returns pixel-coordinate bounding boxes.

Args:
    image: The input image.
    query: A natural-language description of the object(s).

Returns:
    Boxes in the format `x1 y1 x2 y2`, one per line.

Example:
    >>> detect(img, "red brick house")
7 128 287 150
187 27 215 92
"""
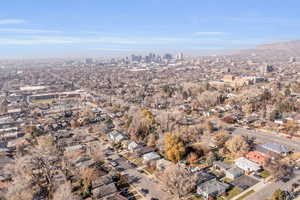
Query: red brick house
246 151 269 166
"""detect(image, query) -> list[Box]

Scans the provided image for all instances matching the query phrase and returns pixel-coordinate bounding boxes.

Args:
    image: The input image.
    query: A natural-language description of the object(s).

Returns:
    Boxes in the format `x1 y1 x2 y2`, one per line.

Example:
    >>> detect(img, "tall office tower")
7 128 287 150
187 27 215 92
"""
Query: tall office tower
176 52 183 60
0 93 9 114
144 55 150 63
163 53 173 60
260 64 274 75
289 57 296 63
85 58 93 64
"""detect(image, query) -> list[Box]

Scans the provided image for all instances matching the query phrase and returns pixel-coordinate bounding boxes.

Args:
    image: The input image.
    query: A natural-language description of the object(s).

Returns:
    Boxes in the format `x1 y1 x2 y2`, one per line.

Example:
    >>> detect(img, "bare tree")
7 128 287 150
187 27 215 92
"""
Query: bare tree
161 165 197 199
225 135 250 157
5 177 33 200
53 181 80 200
264 158 293 181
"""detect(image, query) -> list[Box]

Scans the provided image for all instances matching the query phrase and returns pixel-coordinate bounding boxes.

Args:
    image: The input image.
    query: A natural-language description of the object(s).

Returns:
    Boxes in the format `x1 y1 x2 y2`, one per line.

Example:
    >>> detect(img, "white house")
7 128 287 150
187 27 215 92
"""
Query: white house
128 141 141 152
142 152 161 163
156 159 173 171
109 131 126 143
235 157 261 172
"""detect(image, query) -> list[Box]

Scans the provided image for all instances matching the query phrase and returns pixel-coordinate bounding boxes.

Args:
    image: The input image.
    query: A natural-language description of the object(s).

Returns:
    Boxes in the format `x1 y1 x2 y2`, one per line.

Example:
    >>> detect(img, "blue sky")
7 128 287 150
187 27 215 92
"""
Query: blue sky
0 0 300 58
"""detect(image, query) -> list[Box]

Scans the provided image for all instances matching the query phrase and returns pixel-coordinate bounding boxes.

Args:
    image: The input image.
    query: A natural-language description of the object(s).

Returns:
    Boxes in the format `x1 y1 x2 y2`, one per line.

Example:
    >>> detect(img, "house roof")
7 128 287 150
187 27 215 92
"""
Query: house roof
235 157 261 171
128 141 140 150
156 159 173 170
213 161 231 170
92 183 118 198
197 178 230 196
196 172 216 184
106 194 128 200
226 167 244 176
92 174 114 189
260 142 289 154
143 152 160 161
135 146 155 156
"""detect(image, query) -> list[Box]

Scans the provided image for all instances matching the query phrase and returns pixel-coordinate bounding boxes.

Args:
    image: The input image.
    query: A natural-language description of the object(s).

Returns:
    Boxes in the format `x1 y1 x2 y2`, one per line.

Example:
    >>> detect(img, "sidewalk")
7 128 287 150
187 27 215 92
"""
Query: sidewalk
231 181 269 200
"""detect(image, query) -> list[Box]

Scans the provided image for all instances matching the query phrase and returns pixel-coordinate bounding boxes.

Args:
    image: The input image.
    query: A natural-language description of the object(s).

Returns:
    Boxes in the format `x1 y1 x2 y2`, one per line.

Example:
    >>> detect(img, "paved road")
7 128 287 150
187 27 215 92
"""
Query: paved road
244 171 300 200
232 127 300 152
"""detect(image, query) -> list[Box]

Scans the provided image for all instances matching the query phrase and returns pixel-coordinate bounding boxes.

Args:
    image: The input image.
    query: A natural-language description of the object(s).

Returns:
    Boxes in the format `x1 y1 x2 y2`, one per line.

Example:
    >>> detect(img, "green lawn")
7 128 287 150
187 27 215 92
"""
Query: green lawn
144 167 156 175
226 187 243 199
236 190 255 200
187 196 205 200
260 170 271 178
223 158 234 165
221 177 233 183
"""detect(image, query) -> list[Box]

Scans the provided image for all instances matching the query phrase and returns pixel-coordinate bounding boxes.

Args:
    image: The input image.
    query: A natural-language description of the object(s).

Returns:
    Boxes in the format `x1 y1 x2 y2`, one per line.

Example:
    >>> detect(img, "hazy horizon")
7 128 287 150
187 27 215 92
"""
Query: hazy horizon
1 0 300 58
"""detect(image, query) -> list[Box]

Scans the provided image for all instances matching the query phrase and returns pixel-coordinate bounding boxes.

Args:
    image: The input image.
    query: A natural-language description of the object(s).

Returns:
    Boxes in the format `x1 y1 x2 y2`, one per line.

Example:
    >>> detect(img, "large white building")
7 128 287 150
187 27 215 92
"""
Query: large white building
235 157 261 172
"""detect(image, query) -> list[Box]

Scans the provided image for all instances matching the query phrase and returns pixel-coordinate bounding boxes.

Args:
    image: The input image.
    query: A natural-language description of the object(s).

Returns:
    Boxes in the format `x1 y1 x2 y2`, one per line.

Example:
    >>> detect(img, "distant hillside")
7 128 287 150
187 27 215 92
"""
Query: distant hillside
234 40 300 59
257 40 300 52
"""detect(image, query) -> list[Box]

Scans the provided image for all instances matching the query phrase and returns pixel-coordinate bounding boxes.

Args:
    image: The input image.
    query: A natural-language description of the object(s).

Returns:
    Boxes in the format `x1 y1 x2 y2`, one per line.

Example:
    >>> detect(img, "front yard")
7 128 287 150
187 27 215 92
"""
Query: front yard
225 187 243 199
259 170 270 178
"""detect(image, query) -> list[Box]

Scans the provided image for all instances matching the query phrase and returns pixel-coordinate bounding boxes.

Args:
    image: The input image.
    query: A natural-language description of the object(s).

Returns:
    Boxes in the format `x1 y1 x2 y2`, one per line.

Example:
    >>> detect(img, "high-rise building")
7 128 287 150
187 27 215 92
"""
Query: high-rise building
176 52 183 60
85 58 93 64
289 57 296 63
0 93 9 115
260 64 274 75
163 53 172 60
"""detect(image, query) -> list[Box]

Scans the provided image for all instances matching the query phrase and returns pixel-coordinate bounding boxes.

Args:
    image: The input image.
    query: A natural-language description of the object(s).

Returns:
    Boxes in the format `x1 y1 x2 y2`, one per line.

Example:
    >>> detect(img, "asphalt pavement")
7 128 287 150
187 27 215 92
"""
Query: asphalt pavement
232 127 300 152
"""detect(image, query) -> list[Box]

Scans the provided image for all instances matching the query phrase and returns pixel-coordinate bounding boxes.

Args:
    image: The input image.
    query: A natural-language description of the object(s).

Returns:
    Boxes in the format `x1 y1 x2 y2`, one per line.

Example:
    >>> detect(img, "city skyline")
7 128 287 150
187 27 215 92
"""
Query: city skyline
1 0 300 58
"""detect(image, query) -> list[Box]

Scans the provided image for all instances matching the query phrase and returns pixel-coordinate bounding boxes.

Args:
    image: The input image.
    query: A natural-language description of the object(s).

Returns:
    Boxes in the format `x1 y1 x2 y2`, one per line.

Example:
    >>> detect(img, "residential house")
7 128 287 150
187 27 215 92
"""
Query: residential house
92 174 114 189
197 178 230 199
109 131 127 143
213 161 231 172
105 193 128 200
259 142 289 156
143 152 161 163
196 171 216 185
135 146 155 157
128 141 142 152
246 151 269 165
225 167 244 180
156 159 173 171
92 183 118 199
235 157 261 172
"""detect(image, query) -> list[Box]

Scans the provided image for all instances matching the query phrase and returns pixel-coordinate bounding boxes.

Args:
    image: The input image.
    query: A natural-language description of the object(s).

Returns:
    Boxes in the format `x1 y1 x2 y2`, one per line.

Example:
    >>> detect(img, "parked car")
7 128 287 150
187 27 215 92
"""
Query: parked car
140 188 149 195
116 167 125 172
253 173 262 179
281 178 290 183
285 135 292 139
239 185 249 190
110 161 118 167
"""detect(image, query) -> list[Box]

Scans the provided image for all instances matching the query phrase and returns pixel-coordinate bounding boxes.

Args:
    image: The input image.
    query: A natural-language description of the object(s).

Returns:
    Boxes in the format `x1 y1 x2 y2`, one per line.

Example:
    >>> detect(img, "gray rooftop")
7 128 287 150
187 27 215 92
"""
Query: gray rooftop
260 142 289 154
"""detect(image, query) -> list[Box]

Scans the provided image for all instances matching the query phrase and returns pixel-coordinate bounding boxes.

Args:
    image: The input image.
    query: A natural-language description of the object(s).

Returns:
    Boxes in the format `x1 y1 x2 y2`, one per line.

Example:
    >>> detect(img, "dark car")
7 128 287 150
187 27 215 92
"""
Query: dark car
116 167 125 172
253 173 262 179
151 198 159 200
281 178 290 183
239 185 249 190
140 188 149 195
